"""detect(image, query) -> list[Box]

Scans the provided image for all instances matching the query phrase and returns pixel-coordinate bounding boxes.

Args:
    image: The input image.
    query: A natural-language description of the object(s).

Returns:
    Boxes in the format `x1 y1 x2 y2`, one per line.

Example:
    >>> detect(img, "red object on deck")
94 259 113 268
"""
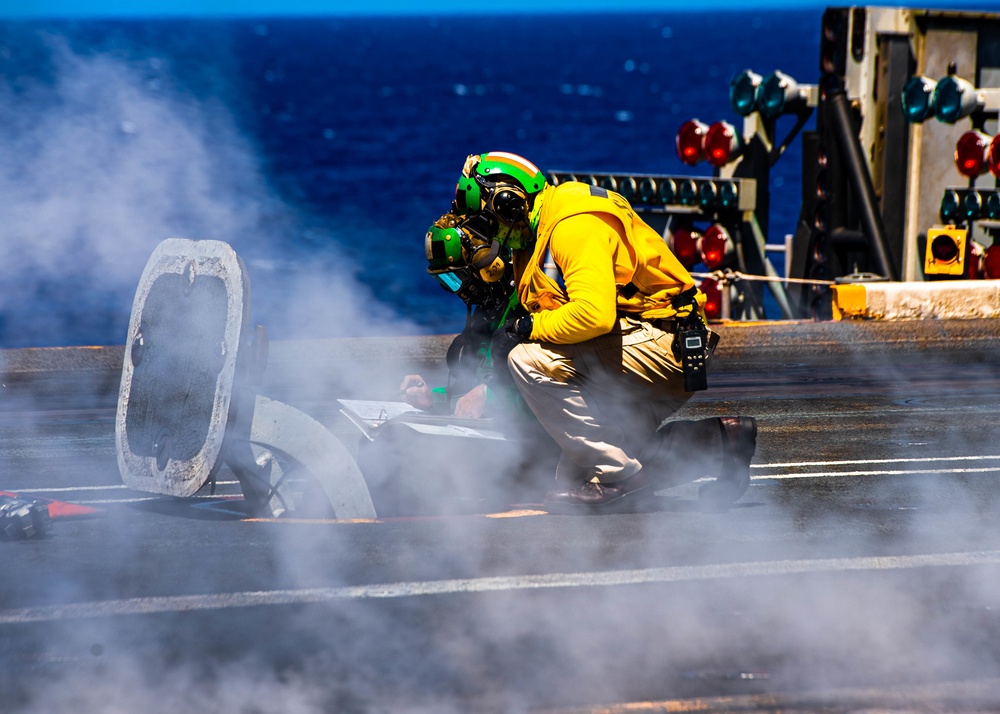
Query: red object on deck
0 491 101 519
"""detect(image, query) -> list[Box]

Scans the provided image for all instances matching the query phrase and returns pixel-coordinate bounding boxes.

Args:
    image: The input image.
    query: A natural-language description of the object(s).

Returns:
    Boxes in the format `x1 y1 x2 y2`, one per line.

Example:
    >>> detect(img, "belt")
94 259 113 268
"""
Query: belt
648 318 677 332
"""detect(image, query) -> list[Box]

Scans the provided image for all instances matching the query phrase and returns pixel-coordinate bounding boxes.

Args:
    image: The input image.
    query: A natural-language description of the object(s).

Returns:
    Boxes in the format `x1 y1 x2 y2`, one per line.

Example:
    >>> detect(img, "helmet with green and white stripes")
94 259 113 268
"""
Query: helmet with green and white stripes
452 152 546 250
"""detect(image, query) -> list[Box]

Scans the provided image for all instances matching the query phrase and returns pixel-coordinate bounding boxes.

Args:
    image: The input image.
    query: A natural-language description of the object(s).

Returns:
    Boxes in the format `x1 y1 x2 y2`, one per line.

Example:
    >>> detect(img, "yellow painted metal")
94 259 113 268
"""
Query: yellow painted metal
830 283 868 320
924 225 968 277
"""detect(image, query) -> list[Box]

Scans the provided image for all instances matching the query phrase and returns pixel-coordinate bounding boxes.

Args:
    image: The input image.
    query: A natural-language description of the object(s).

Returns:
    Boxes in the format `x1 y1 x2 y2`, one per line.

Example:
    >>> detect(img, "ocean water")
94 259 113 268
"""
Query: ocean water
0 11 820 347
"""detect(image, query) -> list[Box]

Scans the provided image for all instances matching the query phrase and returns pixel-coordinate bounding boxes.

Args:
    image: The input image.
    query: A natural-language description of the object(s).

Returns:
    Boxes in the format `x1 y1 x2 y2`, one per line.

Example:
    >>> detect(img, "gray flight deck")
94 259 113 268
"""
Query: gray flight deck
2 318 1000 712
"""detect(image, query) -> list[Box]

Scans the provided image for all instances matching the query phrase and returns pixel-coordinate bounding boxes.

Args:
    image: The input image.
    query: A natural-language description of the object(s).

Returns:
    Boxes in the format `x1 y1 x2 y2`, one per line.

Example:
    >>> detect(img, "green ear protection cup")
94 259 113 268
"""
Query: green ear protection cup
426 224 465 273
456 213 501 270
426 213 503 274
467 237 501 271
454 175 482 215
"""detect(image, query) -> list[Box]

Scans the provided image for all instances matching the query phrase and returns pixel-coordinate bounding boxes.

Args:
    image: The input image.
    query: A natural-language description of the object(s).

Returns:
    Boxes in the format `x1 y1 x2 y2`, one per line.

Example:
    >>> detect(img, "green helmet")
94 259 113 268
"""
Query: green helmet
453 152 547 250
425 212 505 282
425 217 464 274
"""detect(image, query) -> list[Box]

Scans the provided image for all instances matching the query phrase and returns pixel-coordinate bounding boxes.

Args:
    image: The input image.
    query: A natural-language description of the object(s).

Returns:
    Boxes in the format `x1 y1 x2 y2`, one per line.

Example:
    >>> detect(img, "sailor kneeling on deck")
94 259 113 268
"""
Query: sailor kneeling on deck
422 151 757 514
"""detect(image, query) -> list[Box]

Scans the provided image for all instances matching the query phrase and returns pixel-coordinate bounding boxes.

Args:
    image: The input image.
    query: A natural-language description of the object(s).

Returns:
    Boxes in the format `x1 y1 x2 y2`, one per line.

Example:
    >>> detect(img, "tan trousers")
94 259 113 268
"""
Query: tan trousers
507 317 694 485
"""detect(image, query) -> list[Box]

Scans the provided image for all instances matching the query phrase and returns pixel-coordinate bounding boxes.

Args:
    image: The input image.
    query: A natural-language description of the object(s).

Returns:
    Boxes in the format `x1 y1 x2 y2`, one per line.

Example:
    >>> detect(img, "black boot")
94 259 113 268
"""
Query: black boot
638 417 729 488
543 470 651 515
698 416 757 510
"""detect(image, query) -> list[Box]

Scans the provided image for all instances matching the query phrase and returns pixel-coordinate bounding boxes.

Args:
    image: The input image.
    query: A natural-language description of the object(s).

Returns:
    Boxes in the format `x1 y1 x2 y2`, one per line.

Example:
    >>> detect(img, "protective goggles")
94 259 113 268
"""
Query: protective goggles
433 268 473 294
483 183 529 225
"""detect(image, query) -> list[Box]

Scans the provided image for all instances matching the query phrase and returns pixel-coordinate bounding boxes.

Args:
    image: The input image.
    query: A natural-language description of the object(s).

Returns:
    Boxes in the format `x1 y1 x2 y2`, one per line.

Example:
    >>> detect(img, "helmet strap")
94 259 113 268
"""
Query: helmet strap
466 238 501 271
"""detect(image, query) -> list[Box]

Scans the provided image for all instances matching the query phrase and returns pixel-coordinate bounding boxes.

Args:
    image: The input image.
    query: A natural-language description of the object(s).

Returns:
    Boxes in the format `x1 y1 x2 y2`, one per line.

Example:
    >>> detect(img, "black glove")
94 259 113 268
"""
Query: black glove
504 314 533 340
490 314 533 373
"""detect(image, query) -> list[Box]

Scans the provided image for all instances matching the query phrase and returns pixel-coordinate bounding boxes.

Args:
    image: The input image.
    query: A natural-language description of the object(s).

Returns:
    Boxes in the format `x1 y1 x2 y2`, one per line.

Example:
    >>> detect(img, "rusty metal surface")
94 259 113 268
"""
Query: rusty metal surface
115 238 250 498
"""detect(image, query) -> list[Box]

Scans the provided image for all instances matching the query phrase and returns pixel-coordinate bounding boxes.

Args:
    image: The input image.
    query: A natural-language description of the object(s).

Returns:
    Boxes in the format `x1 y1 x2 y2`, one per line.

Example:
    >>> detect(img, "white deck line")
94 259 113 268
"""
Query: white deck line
3 549 1000 625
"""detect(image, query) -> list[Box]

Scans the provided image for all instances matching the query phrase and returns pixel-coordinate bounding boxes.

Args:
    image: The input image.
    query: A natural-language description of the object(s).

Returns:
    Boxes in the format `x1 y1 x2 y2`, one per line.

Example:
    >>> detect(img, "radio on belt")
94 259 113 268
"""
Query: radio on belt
677 320 709 392
667 286 714 392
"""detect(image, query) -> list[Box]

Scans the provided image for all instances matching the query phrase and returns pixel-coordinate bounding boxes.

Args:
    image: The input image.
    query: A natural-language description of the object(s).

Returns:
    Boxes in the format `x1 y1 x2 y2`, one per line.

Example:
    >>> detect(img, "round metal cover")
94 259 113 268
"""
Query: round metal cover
116 239 250 497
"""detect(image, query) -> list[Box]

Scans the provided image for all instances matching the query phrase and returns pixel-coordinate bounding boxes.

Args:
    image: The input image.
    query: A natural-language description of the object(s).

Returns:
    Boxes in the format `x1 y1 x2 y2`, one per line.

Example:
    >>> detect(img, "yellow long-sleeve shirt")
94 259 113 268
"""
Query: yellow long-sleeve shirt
530 212 619 343
516 182 701 344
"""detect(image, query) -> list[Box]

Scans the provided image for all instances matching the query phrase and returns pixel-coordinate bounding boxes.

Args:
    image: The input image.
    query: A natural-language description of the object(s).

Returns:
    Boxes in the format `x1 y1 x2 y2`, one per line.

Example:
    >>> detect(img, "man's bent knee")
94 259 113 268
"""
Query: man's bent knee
508 341 577 385
507 342 538 386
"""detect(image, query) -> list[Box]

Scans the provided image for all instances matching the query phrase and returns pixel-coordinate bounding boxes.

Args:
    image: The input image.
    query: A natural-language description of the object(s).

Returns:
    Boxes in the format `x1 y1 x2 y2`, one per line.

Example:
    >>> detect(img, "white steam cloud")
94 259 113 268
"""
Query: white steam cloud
0 33 413 348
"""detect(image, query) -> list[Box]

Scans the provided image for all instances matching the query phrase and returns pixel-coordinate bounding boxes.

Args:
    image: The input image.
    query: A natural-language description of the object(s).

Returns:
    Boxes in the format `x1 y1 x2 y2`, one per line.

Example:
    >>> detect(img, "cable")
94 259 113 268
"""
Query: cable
692 269 836 287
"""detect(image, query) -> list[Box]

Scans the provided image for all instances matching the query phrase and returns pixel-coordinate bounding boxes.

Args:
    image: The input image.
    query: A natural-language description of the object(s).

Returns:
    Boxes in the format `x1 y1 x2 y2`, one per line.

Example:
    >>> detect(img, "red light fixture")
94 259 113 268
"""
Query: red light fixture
988 134 1000 178
984 244 1000 279
700 224 735 270
676 119 708 166
704 121 743 168
929 233 960 264
669 226 702 269
954 131 991 178
700 278 722 320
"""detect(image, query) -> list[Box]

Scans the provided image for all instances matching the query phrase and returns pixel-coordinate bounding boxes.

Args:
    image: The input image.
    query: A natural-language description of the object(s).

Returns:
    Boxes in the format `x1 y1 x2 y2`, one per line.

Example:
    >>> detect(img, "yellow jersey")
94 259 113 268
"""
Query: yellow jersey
516 182 703 344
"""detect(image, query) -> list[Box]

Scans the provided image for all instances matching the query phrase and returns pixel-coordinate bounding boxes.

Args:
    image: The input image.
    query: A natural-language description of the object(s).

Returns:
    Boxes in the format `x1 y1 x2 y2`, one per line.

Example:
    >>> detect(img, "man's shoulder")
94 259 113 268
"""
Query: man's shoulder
545 181 616 214
551 181 602 197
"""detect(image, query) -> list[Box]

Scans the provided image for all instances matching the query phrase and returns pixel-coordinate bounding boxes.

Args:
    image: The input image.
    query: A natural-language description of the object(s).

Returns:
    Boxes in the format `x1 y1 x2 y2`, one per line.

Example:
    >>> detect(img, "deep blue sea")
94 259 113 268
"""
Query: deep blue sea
0 11 820 347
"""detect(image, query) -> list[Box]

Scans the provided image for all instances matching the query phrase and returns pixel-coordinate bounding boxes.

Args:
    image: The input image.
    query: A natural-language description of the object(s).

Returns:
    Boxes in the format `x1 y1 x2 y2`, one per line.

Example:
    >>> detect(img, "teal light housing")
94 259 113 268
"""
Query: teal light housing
986 192 1000 220
937 189 1000 224
698 180 718 210
719 181 740 209
757 70 804 119
940 189 961 223
639 177 657 204
901 76 937 123
933 74 982 124
963 190 983 221
729 70 762 116
658 178 676 205
543 172 755 213
678 179 699 206
618 176 637 202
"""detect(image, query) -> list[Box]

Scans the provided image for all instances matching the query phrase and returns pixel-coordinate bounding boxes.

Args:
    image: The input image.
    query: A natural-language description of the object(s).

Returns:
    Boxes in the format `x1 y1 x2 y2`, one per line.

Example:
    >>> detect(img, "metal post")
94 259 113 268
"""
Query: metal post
827 87 900 281
745 214 795 319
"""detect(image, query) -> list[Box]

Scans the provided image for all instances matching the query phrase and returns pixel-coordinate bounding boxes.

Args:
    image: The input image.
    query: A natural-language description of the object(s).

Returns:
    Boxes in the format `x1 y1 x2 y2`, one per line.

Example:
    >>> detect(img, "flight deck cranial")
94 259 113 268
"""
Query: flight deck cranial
116 238 250 498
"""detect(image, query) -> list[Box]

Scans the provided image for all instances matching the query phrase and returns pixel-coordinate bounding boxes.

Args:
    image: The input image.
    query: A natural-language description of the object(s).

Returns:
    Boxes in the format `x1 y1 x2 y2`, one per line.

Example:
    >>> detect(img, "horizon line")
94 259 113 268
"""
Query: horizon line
6 1 998 21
